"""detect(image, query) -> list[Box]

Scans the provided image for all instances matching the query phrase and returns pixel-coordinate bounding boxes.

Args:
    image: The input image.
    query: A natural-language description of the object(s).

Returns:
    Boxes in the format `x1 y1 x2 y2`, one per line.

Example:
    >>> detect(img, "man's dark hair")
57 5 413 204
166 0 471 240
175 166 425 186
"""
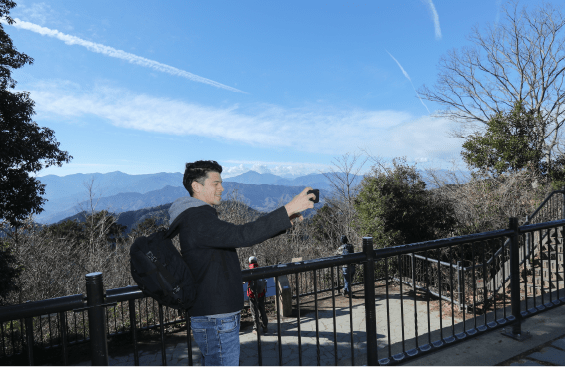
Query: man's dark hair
183 160 223 196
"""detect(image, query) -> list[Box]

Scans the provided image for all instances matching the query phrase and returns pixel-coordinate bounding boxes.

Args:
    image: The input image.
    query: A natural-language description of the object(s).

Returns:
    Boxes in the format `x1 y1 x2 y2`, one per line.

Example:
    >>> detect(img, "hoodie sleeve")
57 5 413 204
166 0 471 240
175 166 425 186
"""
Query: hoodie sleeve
183 205 292 249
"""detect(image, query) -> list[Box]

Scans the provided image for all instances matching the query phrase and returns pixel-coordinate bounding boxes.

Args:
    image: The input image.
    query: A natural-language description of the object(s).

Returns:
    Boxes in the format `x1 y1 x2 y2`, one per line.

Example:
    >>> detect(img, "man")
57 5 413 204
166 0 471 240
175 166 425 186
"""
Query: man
247 256 268 334
168 160 314 366
339 235 356 297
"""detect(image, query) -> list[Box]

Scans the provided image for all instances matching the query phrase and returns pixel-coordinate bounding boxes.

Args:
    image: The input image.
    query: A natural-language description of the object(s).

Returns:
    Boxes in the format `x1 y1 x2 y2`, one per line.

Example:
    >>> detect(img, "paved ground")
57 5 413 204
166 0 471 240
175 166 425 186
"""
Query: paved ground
66 284 565 366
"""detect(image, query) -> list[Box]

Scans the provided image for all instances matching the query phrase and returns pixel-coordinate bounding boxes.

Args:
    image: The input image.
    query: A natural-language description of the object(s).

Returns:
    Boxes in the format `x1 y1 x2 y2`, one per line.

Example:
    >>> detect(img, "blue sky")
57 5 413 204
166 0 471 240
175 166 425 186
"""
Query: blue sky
6 0 543 178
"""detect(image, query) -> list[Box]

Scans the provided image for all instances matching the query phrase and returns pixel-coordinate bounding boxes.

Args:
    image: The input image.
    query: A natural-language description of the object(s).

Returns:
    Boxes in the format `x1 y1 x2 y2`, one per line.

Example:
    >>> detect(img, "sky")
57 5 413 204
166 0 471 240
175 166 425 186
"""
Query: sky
5 0 547 178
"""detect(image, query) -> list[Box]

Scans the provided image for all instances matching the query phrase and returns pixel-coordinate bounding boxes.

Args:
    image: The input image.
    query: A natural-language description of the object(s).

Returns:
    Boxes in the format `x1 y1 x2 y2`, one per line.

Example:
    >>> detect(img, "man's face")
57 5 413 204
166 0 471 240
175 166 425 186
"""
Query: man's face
193 171 224 205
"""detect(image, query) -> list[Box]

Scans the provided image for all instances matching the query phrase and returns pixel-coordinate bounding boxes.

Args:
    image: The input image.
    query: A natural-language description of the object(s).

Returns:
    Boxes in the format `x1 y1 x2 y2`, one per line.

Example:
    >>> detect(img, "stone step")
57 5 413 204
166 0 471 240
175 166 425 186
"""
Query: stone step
526 273 564 283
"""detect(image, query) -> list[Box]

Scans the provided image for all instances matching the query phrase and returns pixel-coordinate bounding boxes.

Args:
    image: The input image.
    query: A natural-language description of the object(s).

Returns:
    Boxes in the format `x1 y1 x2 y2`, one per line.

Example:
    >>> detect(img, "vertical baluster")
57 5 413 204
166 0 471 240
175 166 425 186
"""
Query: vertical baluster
411 253 419 354
48 313 53 349
562 224 565 303
398 254 406 355
1 322 6 358
128 300 139 366
488 239 498 328
331 267 337 366
437 248 444 345
385 258 392 358
158 303 167 366
25 317 34 366
348 267 354 363
275 275 283 366
314 270 320 366
524 230 529 313
121 302 125 334
252 280 263 364
502 238 507 319
471 242 477 332
37 317 42 350
449 246 455 340
114 303 118 335
82 311 86 342
425 250 431 349
295 272 302 366
481 241 487 331
458 243 466 338
533 231 537 310
542 229 547 307
550 229 555 305
59 312 68 366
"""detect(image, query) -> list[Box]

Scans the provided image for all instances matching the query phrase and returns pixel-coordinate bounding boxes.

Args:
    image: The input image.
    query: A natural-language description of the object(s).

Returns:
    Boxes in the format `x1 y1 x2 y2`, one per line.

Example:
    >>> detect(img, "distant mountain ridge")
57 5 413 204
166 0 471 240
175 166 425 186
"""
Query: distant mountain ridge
35 170 347 224
34 169 466 225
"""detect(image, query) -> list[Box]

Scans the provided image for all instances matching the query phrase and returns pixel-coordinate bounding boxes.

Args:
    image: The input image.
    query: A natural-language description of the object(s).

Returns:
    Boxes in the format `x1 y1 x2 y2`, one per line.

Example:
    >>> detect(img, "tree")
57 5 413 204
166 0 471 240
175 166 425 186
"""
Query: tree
354 158 455 249
419 1 565 169
0 0 72 227
0 241 21 305
462 102 565 184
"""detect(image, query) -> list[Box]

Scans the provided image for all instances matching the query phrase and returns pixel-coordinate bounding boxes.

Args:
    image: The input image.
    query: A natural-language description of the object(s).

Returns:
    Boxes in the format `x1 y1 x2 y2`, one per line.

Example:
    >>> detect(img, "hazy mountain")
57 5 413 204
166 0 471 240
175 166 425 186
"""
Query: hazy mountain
36 171 183 222
42 182 327 225
224 170 349 189
224 171 291 185
35 171 333 224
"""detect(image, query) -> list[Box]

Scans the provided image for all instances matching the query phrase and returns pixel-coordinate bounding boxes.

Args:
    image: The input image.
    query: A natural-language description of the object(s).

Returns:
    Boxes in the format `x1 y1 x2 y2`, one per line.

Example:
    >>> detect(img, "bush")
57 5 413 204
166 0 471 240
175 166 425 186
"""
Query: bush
354 158 456 248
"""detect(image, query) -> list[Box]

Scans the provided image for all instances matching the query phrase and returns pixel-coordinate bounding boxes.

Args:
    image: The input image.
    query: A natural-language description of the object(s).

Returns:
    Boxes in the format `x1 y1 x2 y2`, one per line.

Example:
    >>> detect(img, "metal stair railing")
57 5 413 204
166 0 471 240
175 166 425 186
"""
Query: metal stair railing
400 188 565 309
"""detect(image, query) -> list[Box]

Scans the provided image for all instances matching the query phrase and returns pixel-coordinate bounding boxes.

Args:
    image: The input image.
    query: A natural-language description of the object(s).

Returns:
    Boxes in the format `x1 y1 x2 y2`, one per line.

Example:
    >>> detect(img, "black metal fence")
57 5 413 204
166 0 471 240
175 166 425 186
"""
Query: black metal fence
2 217 565 365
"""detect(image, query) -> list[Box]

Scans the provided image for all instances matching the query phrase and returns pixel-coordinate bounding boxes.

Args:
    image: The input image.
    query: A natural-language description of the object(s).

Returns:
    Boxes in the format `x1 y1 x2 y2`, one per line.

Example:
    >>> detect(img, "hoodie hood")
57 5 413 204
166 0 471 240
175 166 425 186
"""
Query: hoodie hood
169 196 210 225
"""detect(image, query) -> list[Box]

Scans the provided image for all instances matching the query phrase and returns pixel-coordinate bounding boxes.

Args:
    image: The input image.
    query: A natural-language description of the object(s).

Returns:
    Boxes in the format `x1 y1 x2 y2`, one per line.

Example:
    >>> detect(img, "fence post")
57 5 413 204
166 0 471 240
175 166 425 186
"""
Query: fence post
363 237 378 365
85 272 109 365
502 218 531 341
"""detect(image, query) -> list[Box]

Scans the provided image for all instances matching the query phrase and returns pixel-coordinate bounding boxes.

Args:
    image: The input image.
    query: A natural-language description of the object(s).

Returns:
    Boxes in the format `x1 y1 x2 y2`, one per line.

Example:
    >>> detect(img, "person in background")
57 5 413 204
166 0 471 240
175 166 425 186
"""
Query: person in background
247 256 268 334
339 235 356 297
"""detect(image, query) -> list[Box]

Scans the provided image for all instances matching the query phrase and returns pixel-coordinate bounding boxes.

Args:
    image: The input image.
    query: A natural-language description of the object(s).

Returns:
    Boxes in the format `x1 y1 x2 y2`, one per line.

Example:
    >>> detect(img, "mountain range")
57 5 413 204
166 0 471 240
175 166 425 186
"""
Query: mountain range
35 170 348 225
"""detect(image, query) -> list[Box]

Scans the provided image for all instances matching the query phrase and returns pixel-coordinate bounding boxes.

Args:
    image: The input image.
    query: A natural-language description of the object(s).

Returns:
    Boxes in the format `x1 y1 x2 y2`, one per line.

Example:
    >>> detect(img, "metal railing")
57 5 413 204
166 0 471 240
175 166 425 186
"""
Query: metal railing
399 189 565 310
2 218 565 365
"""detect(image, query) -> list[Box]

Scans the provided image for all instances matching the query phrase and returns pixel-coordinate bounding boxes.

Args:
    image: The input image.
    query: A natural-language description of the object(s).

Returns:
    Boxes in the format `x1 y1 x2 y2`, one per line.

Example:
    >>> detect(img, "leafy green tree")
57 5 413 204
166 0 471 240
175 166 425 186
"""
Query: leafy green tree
0 0 72 227
0 241 21 305
354 158 455 249
462 102 565 185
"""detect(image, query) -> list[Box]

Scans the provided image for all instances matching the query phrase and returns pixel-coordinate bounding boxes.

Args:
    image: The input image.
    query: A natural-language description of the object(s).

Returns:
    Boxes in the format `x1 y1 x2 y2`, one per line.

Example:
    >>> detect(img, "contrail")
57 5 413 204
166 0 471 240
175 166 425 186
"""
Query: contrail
424 0 442 40
7 18 245 93
386 50 430 114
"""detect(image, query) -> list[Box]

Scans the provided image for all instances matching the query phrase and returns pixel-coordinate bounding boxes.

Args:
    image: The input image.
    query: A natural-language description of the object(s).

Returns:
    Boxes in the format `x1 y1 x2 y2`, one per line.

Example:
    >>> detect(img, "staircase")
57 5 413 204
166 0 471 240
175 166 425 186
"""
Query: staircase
521 227 565 297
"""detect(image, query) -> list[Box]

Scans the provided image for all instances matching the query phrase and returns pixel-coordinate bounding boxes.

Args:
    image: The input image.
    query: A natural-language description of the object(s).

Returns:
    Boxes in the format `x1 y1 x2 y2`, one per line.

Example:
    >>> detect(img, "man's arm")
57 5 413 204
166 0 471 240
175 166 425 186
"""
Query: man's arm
187 187 316 249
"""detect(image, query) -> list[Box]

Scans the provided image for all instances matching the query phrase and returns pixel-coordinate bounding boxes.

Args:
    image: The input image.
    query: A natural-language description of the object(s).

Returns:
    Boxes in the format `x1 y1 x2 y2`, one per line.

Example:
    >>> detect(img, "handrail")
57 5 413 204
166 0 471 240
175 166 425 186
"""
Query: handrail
527 189 564 223
398 189 565 307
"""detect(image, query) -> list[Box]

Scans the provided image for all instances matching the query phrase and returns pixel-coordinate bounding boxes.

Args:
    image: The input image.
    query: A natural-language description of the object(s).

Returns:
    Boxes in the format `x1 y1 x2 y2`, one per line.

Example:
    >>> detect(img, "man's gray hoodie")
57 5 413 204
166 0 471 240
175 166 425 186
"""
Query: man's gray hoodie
168 196 291 317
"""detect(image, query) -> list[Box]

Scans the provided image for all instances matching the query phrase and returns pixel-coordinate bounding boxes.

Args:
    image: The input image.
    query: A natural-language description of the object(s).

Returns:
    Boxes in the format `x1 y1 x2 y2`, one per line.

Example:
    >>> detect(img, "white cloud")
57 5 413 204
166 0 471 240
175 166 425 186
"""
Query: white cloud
6 18 244 93
15 2 54 26
423 0 442 40
222 161 331 178
386 50 430 114
29 80 463 167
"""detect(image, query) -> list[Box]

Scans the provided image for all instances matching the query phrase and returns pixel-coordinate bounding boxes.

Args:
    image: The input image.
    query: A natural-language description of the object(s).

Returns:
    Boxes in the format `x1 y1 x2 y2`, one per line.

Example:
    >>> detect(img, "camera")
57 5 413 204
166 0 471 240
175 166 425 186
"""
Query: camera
307 189 319 203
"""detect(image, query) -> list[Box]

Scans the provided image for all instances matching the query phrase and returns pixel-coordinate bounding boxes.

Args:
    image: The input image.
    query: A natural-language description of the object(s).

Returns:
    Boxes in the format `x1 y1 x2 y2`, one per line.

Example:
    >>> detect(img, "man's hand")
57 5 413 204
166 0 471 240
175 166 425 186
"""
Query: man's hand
285 187 316 223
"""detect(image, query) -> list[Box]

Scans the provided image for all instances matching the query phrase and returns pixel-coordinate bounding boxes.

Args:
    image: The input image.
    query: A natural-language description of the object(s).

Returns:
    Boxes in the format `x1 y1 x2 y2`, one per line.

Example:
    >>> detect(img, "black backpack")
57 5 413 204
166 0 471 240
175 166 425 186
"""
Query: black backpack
130 211 197 310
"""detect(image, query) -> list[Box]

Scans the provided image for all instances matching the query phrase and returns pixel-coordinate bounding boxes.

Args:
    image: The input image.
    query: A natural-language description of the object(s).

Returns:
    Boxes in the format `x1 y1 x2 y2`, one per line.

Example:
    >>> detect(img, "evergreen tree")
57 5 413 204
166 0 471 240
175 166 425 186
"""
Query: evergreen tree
0 0 72 227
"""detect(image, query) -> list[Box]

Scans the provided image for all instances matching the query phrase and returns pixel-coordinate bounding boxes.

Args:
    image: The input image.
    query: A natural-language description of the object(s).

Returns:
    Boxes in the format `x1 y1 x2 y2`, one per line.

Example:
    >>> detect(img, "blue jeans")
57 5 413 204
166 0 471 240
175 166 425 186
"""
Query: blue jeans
190 313 240 366
343 266 356 294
